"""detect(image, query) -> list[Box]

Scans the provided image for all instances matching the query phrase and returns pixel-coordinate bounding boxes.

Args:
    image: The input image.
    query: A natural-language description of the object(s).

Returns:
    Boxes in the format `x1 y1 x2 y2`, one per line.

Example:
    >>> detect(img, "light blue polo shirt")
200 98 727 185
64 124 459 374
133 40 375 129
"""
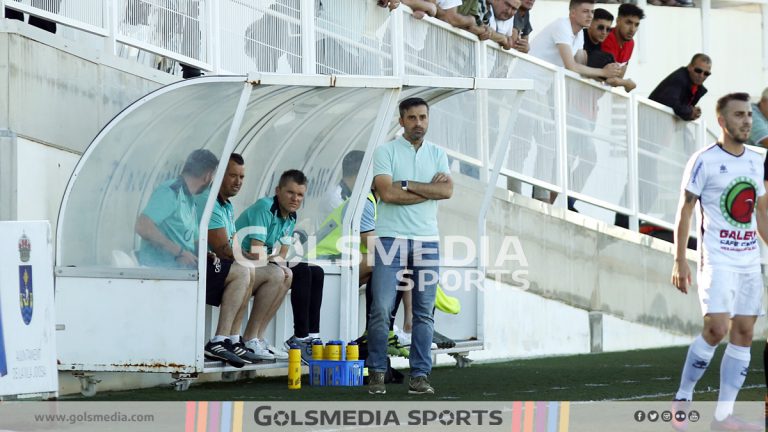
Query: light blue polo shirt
138 177 198 268
235 196 297 255
372 136 450 239
749 103 768 147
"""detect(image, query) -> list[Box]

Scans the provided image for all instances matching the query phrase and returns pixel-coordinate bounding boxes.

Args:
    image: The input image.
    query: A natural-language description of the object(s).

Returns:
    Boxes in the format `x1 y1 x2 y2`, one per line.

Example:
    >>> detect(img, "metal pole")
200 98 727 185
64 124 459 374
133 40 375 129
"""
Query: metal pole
627 95 640 232
554 69 568 209
763 4 768 71
701 0 711 54
300 0 316 74
391 7 405 77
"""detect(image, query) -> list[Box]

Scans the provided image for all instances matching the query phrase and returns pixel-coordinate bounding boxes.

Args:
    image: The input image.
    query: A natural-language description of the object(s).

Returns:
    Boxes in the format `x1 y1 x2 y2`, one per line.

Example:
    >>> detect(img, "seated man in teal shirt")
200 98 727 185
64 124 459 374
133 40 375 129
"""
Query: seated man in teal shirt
201 154 290 366
136 149 218 268
236 169 325 364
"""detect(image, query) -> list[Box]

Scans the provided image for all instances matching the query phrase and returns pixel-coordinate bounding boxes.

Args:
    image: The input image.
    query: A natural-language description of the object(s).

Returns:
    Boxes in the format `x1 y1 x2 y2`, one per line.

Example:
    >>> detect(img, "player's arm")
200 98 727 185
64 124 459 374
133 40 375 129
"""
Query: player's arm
136 214 197 265
671 190 698 294
405 172 453 200
247 238 269 262
435 6 475 30
756 190 768 244
208 227 234 261
619 63 628 79
559 45 620 79
374 174 427 205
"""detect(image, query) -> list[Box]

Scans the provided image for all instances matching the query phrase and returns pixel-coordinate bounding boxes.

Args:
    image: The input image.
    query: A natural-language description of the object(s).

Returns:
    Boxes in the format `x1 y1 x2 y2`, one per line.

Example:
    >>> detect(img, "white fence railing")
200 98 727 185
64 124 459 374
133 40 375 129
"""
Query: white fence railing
2 0 712 230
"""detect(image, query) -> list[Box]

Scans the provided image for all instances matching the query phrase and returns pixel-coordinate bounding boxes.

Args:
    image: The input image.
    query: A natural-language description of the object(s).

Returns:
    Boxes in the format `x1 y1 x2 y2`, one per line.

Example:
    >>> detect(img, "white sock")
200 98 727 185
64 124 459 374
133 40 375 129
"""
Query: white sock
211 335 227 343
308 333 320 340
675 335 717 401
714 344 751 421
228 335 241 343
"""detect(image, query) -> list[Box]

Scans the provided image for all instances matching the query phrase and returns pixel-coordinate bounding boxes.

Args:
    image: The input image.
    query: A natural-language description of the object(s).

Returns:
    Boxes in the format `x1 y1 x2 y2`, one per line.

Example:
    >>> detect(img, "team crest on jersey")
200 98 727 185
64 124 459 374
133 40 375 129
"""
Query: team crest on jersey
720 176 757 228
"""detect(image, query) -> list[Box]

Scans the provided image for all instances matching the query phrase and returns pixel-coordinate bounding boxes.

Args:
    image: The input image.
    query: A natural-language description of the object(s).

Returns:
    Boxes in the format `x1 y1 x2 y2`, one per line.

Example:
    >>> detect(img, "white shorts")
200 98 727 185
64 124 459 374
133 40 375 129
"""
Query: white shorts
697 269 764 317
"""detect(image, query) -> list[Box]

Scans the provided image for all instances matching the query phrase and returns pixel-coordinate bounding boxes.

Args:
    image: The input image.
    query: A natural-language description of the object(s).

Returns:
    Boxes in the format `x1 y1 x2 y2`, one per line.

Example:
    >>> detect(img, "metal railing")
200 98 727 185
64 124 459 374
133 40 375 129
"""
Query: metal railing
1 0 710 230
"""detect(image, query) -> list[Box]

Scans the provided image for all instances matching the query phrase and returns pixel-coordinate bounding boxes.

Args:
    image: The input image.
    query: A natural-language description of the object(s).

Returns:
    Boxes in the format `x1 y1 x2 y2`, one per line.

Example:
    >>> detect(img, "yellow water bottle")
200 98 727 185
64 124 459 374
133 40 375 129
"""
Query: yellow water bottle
311 339 324 361
288 344 301 390
326 340 342 361
346 341 359 361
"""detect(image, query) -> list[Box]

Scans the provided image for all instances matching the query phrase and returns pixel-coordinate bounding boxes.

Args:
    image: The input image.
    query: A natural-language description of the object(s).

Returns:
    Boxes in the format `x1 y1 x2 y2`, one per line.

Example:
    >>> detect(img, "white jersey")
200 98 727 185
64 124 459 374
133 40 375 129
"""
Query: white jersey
683 143 766 272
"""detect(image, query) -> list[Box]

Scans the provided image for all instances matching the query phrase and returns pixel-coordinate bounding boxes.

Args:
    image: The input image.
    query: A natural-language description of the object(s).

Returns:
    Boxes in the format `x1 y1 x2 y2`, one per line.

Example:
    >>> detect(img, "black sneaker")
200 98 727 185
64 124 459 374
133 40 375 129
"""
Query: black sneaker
432 330 456 349
230 339 266 364
204 339 245 368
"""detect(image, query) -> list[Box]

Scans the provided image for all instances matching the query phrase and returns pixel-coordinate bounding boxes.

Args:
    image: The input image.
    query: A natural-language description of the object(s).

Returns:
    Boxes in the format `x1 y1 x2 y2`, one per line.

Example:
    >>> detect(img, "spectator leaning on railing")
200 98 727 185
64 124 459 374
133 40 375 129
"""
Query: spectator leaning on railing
434 0 494 40
528 0 622 80
582 8 636 92
748 88 768 148
648 53 711 121
487 0 523 51
512 0 535 53
600 3 643 91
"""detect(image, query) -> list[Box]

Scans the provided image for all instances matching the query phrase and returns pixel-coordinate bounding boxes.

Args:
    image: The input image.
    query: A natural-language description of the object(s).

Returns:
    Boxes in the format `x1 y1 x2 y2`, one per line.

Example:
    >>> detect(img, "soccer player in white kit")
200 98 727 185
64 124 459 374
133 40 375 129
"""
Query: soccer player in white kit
671 93 766 431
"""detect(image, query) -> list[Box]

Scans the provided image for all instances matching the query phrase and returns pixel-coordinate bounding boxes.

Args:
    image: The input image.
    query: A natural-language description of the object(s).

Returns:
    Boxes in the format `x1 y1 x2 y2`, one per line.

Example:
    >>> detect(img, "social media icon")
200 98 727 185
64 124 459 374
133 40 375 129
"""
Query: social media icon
688 411 700 422
661 411 672 422
634 410 646 422
674 410 687 422
648 411 659 422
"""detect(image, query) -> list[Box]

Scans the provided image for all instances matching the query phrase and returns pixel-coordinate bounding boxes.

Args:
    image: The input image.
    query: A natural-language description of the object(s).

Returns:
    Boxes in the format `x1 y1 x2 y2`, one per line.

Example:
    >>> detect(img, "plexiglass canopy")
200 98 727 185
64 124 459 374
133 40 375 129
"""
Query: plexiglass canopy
56 75 530 278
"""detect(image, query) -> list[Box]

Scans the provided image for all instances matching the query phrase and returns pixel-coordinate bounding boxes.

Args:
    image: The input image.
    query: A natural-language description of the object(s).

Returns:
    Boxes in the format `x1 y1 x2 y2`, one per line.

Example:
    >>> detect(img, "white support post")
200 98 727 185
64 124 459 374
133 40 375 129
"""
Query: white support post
701 0 711 54
1 0 5 19
476 44 489 183
554 69 568 209
763 4 768 71
207 0 222 73
627 95 640 232
300 0 316 74
339 87 402 341
104 0 117 56
636 0 647 65
477 91 525 274
391 7 405 77
196 80 254 369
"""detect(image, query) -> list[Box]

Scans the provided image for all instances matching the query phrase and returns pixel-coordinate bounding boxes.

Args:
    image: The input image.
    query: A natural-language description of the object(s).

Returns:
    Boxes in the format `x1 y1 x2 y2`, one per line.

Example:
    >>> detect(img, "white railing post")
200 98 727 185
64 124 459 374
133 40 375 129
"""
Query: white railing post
104 0 117 56
206 0 221 73
636 0 647 65
477 43 489 183
1 0 5 19
554 69 568 209
391 7 405 77
628 95 640 232
300 0 316 74
701 0 711 54
763 4 768 71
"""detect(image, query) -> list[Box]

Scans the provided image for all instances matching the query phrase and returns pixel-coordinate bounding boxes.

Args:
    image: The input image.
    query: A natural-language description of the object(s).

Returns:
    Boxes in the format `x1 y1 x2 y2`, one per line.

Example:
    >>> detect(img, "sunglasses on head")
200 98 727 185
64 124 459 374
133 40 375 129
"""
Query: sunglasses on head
693 67 711 76
596 24 610 32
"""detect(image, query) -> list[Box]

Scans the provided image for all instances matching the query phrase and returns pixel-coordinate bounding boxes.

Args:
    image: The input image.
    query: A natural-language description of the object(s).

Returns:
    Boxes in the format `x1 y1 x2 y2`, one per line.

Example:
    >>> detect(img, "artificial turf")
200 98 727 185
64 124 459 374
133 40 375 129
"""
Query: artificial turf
66 342 767 402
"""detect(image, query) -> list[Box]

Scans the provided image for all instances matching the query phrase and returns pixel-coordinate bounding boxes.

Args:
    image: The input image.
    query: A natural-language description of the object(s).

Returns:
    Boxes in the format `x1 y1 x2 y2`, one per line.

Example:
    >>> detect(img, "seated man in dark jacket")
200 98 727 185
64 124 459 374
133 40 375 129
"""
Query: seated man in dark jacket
648 53 711 121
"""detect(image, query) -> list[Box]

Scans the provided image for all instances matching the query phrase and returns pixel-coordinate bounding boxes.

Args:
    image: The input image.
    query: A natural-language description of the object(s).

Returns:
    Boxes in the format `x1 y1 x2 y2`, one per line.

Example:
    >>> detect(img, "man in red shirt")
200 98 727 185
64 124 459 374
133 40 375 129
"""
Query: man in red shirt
601 4 644 76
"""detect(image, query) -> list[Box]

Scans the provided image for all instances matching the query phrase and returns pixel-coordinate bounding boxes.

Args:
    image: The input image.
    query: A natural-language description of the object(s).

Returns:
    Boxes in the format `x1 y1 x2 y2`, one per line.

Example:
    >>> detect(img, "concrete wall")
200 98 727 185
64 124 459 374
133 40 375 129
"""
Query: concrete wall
439 174 767 343
0 21 176 230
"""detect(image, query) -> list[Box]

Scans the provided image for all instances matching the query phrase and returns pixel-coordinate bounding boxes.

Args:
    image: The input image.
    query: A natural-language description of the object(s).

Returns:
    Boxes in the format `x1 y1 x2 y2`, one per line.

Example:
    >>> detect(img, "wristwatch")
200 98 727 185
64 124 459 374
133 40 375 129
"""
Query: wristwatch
401 180 408 191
